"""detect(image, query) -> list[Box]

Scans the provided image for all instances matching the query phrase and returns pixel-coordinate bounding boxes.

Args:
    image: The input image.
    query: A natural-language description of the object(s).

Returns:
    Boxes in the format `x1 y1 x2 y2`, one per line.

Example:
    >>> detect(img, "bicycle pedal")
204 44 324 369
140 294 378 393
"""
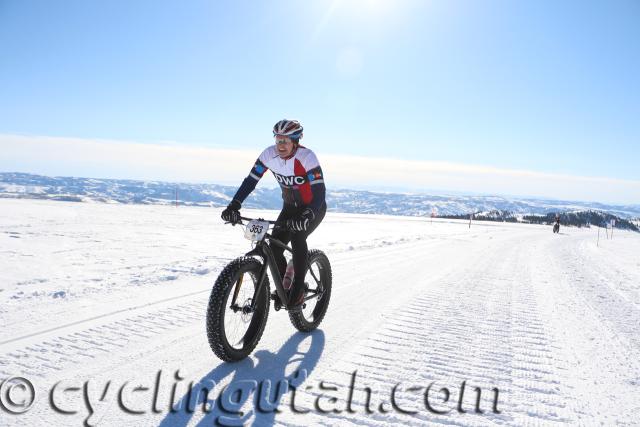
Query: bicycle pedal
272 293 283 311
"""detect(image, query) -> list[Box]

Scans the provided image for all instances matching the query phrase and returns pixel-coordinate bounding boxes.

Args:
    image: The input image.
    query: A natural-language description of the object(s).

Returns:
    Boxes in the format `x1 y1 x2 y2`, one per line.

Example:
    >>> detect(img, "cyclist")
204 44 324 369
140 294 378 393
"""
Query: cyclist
221 119 327 310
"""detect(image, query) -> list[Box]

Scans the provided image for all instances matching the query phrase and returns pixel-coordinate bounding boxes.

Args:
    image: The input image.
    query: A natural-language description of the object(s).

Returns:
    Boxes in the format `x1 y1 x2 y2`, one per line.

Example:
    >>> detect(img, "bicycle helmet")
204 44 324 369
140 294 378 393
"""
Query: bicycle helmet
273 119 303 140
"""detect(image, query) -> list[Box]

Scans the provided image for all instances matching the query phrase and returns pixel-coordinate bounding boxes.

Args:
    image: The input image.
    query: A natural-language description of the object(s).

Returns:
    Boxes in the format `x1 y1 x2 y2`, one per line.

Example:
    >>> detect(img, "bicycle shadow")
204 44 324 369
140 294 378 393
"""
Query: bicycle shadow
159 329 325 427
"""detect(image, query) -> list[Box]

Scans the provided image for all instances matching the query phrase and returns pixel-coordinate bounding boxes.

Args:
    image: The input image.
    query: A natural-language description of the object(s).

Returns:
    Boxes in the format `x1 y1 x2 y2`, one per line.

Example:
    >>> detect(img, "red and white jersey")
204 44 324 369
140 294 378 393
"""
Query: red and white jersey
244 145 325 208
233 145 326 212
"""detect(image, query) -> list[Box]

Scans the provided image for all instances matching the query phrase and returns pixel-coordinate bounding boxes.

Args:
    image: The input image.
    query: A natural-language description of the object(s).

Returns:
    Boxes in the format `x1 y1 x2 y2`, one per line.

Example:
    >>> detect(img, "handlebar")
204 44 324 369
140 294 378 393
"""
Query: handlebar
239 216 279 225
225 216 285 230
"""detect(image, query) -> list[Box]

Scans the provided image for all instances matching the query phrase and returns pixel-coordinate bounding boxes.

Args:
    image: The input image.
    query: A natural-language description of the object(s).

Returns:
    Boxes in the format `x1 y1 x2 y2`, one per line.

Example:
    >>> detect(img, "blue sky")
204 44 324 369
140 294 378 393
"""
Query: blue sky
1 0 639 202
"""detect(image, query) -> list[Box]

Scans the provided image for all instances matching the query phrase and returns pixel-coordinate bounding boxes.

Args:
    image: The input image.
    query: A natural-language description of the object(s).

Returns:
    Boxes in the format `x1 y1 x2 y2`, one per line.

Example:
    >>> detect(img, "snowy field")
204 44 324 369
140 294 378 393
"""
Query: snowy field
1 198 639 426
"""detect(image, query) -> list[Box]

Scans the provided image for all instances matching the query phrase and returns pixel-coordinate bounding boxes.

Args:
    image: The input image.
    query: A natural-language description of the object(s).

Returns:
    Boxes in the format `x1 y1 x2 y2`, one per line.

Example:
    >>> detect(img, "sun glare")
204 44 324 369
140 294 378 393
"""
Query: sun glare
336 0 398 20
311 0 408 42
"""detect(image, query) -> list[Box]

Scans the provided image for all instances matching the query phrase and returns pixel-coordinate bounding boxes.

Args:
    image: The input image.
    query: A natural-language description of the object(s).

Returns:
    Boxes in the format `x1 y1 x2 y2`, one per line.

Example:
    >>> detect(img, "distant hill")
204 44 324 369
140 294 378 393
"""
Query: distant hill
2 172 639 228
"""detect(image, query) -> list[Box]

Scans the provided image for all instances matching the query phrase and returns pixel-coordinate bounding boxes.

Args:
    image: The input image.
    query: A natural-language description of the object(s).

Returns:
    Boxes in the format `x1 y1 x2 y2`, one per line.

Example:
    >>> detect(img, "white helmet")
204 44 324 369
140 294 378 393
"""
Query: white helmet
273 119 303 140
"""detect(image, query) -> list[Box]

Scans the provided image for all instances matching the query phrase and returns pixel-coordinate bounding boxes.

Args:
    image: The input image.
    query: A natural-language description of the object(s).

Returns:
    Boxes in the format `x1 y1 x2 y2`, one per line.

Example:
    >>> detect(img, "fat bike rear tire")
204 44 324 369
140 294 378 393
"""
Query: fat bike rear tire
289 250 332 332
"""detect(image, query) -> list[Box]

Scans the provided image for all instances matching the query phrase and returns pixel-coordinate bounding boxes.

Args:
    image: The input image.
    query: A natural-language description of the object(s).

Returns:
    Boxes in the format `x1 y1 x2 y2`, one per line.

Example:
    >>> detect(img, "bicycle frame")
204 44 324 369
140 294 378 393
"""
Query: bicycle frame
229 217 322 312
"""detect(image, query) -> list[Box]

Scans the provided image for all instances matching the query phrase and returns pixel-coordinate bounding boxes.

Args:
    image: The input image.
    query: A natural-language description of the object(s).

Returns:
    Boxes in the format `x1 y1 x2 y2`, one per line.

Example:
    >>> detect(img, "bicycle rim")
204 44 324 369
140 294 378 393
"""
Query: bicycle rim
222 270 261 350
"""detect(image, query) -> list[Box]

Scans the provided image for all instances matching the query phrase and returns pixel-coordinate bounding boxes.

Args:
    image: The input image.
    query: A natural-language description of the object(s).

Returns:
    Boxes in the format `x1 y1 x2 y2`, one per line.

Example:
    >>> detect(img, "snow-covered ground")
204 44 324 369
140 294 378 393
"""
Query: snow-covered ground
1 198 639 426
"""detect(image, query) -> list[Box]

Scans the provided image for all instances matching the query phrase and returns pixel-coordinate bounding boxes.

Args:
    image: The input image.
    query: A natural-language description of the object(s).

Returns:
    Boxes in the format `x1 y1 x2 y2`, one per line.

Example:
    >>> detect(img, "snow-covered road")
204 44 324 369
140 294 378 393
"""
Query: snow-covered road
1 199 639 426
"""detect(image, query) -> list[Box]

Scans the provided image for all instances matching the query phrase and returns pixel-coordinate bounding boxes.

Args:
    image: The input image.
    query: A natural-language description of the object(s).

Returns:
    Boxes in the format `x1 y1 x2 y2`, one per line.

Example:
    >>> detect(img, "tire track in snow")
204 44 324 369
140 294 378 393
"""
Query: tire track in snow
0 299 206 379
0 237 435 381
0 289 211 347
287 232 575 426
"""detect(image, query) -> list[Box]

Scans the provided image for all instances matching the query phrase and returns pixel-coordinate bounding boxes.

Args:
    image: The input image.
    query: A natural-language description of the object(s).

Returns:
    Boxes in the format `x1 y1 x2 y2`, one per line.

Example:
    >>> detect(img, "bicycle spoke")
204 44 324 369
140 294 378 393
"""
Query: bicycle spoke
308 264 321 286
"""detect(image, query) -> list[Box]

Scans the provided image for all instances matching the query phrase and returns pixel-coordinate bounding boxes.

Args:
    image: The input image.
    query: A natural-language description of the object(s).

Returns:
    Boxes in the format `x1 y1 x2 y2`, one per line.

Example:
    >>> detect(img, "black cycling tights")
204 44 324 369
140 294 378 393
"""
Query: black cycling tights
271 203 327 300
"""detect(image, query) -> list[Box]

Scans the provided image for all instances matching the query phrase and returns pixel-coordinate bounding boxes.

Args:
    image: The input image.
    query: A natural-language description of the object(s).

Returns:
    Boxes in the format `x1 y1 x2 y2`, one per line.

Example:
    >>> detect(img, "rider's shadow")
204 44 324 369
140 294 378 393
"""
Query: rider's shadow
159 329 325 427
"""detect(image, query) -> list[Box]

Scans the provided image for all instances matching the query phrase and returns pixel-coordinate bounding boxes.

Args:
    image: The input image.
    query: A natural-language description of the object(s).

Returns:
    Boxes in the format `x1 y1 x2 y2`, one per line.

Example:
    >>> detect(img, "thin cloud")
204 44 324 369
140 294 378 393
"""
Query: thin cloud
1 134 638 204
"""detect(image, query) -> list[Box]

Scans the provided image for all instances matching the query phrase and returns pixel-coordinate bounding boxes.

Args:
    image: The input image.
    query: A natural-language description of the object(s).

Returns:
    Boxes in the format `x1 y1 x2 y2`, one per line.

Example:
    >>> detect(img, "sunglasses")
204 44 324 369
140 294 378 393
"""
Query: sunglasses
274 136 294 145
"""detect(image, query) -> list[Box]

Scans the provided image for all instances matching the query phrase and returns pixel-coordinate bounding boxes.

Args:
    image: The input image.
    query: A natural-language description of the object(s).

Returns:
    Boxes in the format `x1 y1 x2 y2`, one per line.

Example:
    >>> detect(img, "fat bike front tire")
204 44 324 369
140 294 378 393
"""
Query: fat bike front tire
289 249 332 332
206 257 270 362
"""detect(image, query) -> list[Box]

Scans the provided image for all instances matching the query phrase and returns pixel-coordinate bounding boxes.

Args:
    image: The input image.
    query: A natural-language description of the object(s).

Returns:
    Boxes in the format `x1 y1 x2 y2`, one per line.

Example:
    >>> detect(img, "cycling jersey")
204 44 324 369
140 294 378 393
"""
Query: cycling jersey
232 145 326 213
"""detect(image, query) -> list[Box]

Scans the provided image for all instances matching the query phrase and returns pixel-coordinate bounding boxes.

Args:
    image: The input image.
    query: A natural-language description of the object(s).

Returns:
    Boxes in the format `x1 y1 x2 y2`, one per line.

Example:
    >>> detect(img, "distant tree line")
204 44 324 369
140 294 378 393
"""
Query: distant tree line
440 210 639 232
523 211 639 231
440 210 517 223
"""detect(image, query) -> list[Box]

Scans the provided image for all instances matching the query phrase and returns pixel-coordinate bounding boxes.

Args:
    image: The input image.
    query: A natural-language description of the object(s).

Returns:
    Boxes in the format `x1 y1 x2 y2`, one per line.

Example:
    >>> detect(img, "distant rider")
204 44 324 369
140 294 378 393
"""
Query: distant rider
221 119 327 310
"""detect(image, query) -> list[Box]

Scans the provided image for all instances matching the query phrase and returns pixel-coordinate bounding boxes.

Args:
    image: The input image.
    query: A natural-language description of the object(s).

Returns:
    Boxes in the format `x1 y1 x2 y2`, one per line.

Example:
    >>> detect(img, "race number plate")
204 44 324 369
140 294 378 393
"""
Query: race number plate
244 220 269 242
